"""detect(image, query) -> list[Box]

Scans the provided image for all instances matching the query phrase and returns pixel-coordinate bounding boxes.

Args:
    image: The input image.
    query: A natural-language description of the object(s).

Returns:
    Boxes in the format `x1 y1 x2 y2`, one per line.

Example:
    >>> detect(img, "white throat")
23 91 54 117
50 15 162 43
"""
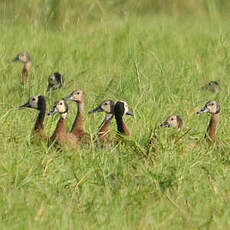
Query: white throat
61 112 68 119
104 113 113 121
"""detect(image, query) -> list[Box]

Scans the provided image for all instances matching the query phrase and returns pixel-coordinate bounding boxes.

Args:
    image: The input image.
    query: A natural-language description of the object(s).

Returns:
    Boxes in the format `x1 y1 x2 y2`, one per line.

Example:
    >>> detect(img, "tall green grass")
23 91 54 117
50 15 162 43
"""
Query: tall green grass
1 0 230 27
1 2 230 229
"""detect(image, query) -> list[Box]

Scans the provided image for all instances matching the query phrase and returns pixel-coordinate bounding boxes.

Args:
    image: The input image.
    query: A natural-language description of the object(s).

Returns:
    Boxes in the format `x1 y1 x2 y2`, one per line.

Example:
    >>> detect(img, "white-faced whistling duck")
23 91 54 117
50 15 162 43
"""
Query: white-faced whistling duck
114 101 133 136
202 81 220 93
63 90 89 141
160 115 183 130
13 52 31 84
47 72 64 91
19 95 47 140
197 100 220 142
48 100 78 147
88 100 115 143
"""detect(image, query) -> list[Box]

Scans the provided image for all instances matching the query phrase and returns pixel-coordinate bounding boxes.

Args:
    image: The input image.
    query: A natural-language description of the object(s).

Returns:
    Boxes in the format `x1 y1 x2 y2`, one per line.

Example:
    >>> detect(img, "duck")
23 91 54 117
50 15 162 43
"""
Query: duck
114 101 133 136
201 81 220 93
160 115 183 130
47 72 64 91
197 100 220 142
88 100 115 143
13 52 31 84
48 100 78 147
63 90 88 141
18 95 47 140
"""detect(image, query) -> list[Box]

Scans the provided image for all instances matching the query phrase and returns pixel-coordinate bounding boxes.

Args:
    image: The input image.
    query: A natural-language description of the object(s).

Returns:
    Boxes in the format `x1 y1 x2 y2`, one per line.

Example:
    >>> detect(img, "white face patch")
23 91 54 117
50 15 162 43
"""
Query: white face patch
19 53 29 63
29 95 39 109
49 74 56 84
167 115 178 128
206 101 218 114
56 100 67 114
21 54 26 62
101 101 112 113
73 90 83 101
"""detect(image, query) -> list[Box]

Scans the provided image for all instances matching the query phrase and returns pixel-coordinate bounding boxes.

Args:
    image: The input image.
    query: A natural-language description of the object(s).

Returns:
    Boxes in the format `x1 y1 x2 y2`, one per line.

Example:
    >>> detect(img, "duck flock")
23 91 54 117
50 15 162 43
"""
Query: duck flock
14 51 221 148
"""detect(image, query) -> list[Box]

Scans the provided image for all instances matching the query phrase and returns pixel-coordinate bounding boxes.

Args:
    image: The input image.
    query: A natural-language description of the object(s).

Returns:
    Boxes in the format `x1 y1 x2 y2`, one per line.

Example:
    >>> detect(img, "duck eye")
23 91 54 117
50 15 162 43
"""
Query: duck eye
171 118 174 121
32 98 36 101
211 103 214 106
60 102 63 105
104 102 108 105
77 92 80 95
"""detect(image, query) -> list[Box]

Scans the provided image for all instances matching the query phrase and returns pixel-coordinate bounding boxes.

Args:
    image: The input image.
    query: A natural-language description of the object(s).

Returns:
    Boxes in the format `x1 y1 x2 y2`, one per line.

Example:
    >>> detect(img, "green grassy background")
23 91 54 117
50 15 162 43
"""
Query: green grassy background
1 1 230 229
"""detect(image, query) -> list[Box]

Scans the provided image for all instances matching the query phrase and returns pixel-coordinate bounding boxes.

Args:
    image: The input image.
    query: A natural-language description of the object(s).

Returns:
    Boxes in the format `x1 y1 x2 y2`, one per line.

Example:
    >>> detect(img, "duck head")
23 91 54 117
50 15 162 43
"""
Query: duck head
160 115 183 129
48 100 68 119
13 52 31 63
197 101 220 115
19 95 46 111
64 90 85 103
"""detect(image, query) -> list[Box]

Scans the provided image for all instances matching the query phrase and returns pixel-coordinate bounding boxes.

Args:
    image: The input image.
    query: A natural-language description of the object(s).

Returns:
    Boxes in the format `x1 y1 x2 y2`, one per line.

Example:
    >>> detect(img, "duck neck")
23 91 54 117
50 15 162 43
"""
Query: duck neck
24 61 31 71
52 116 67 139
22 61 31 83
207 113 219 141
98 114 113 142
71 101 84 134
115 114 130 136
34 103 46 133
178 122 183 130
